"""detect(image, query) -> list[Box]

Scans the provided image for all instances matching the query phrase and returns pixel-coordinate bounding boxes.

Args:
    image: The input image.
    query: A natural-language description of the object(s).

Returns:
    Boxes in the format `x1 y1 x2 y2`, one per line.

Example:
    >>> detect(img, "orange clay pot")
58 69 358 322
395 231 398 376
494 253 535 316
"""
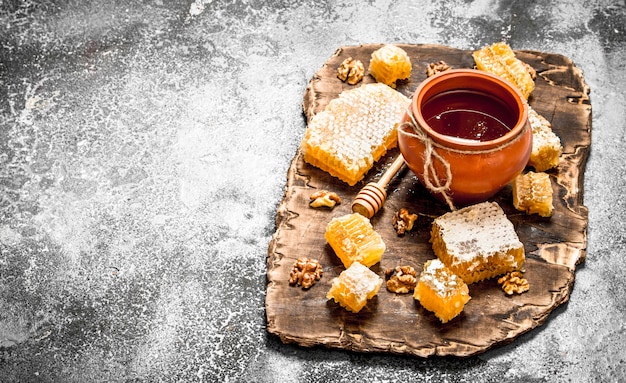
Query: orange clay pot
398 69 532 207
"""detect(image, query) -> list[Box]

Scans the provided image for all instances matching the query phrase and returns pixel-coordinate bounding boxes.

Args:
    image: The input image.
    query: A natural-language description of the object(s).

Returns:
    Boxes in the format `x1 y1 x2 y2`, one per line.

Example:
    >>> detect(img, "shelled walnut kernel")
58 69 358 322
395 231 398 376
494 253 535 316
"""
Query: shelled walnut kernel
392 208 418 235
426 60 451 77
289 258 323 289
385 266 417 293
309 190 341 209
337 57 365 85
498 271 530 295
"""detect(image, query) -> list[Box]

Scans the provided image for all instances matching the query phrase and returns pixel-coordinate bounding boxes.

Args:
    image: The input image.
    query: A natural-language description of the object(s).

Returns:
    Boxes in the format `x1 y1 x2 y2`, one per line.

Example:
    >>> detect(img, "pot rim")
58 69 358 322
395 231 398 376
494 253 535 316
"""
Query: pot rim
405 68 529 151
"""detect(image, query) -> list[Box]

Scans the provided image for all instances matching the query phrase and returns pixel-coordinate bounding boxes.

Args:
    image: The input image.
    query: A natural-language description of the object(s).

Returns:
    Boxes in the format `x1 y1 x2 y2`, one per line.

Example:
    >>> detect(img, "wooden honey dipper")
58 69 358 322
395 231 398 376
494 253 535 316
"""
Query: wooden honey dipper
351 154 406 219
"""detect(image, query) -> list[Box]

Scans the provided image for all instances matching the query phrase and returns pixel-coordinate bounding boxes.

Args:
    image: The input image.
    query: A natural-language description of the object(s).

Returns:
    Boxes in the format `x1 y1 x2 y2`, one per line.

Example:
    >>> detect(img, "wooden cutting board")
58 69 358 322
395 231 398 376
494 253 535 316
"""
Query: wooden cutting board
266 44 591 357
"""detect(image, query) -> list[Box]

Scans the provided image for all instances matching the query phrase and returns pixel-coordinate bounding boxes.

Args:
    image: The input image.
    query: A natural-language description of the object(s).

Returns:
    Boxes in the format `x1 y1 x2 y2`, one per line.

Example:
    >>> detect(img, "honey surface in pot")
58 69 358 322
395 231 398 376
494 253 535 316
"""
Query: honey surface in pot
423 90 516 142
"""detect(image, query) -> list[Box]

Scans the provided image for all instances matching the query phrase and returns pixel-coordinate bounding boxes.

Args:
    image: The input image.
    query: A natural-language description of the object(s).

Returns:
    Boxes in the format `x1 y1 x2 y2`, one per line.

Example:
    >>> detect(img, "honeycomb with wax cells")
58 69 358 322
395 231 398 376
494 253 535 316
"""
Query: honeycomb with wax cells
325 213 386 268
414 259 471 323
527 106 563 172
368 44 412 89
430 202 525 284
301 83 409 186
472 42 535 100
513 171 554 217
326 261 383 313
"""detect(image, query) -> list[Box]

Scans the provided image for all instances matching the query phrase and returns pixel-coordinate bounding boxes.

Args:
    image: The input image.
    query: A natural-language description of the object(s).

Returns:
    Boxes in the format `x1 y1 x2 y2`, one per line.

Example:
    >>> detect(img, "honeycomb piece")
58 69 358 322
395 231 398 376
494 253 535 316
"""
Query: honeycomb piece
326 261 383 313
472 42 535 99
368 44 412 88
512 171 554 217
414 259 470 323
528 107 563 171
301 83 410 186
430 201 525 284
325 213 386 268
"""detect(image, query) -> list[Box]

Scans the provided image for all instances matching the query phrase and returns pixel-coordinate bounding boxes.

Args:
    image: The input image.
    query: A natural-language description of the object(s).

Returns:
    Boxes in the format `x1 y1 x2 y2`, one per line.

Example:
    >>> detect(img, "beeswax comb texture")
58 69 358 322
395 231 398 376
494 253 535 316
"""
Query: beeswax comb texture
301 83 409 186
473 42 535 100
431 202 525 284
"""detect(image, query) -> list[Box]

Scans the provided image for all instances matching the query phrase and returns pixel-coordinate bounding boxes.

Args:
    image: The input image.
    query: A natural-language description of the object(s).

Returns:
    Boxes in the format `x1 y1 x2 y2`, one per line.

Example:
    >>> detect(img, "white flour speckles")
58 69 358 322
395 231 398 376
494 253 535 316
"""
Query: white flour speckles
33 195 94 263
131 282 186 378
0 314 30 348
189 1 206 17
544 0 592 29
262 352 303 383
0 226 23 246
456 0 502 19
175 124 220 209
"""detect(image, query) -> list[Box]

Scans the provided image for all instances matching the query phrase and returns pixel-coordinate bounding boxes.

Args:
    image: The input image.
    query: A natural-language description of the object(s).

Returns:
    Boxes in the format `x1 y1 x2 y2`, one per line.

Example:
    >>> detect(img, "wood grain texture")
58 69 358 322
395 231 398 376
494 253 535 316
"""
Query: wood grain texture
266 44 591 357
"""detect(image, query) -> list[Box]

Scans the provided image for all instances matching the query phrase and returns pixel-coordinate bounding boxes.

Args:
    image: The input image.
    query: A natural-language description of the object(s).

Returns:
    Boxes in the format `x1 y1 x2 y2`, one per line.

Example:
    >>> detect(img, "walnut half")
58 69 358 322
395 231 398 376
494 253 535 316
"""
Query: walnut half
309 190 341 209
289 258 323 289
337 57 365 85
385 265 417 293
498 271 530 295
392 208 418 236
426 60 451 77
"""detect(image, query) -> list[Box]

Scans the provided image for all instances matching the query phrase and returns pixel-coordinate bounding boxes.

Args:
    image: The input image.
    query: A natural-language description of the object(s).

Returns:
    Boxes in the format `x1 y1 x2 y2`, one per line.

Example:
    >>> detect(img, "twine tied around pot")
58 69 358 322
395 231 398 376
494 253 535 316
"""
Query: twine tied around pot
402 107 457 211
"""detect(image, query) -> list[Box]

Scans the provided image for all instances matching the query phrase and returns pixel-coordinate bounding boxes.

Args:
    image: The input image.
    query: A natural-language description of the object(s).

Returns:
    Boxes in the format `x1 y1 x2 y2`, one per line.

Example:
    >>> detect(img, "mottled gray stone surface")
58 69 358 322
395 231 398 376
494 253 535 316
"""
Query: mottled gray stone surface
1 0 625 382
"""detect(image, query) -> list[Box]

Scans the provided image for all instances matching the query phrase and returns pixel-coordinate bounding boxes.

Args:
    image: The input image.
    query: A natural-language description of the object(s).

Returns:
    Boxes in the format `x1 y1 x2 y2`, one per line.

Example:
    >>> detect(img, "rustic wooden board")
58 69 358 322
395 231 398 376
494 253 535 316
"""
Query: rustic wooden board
266 44 591 357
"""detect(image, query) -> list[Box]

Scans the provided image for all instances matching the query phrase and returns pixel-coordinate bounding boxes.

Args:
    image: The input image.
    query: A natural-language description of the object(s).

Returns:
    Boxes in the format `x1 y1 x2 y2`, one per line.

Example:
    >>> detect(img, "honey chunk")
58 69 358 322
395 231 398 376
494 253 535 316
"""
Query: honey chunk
528 106 562 172
513 171 554 217
368 44 412 88
430 202 525 284
473 42 535 99
301 83 409 186
414 259 470 323
325 213 386 268
326 262 383 313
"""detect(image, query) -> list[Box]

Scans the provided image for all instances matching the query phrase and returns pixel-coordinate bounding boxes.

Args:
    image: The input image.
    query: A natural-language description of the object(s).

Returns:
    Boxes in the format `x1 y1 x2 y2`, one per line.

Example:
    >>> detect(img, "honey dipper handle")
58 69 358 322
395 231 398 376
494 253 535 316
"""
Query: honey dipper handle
377 154 405 188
